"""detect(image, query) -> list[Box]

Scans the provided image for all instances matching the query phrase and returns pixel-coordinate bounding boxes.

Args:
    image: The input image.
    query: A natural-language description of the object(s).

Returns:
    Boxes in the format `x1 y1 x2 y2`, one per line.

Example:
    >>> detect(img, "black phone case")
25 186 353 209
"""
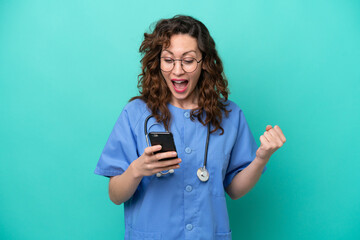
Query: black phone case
148 132 178 161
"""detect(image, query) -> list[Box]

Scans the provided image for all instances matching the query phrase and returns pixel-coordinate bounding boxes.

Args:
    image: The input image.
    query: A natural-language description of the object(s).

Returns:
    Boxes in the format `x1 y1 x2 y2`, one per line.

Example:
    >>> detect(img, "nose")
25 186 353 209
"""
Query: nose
172 60 185 75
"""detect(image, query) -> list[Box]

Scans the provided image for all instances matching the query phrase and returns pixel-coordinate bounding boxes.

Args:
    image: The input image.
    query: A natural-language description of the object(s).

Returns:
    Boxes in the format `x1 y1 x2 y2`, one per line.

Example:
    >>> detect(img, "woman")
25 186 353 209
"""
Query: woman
94 15 286 240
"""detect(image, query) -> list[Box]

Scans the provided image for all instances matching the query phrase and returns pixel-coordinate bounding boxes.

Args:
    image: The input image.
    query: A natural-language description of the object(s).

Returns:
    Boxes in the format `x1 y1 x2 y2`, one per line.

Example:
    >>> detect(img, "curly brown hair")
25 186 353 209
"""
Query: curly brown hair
130 15 230 134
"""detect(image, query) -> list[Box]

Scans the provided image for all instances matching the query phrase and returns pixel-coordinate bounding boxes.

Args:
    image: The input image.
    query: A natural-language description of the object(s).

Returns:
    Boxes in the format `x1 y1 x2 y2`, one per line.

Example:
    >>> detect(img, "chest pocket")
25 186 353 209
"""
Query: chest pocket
207 150 230 197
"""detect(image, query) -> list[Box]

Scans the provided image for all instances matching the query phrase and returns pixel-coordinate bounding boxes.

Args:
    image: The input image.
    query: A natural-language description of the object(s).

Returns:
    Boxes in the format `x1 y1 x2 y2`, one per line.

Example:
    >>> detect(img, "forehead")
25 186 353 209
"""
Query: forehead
162 34 200 56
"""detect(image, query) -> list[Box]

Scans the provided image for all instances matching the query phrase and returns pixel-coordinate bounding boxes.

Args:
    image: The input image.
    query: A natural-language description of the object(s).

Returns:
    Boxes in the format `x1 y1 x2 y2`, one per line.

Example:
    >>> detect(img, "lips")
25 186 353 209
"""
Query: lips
171 79 189 93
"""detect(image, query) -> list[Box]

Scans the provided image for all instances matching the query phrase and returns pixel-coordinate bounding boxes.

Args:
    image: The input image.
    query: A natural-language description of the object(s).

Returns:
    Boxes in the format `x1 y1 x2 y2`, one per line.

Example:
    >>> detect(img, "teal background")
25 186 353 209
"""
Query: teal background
1 0 359 239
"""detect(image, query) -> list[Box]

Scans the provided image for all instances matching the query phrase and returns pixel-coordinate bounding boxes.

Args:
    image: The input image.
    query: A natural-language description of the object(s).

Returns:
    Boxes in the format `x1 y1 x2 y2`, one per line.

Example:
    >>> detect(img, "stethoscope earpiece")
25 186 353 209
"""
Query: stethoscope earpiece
156 169 175 178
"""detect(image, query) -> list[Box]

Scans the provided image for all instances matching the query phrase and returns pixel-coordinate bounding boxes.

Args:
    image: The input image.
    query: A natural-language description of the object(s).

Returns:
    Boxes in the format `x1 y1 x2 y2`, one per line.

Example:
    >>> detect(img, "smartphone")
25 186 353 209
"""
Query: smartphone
148 132 178 161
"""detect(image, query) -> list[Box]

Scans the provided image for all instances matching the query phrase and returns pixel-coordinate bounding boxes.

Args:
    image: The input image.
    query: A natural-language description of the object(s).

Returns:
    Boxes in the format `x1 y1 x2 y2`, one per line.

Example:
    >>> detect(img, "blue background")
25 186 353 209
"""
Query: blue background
1 0 359 239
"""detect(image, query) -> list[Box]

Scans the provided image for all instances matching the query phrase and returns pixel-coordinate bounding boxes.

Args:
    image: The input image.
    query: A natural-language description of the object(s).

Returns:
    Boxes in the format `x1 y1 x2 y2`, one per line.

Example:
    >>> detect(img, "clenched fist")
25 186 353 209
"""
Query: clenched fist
256 125 286 163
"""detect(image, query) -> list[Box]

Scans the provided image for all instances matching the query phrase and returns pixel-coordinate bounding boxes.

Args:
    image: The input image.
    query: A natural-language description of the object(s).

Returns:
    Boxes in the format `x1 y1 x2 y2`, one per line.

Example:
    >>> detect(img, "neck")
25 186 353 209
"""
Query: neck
170 91 199 110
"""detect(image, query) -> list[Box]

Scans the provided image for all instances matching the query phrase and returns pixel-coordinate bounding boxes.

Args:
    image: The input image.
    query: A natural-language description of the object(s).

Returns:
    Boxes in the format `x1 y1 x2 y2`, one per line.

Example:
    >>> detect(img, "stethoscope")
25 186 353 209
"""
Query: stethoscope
144 114 210 182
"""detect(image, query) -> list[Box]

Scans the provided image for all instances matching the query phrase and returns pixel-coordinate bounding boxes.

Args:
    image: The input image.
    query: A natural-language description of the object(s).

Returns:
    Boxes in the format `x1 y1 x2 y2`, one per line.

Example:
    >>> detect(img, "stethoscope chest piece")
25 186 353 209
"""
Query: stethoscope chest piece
197 167 209 182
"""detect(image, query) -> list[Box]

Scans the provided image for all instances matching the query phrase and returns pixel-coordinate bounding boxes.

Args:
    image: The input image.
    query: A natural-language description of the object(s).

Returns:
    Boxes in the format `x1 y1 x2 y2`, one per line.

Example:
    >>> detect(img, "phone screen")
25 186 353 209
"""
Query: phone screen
148 132 178 161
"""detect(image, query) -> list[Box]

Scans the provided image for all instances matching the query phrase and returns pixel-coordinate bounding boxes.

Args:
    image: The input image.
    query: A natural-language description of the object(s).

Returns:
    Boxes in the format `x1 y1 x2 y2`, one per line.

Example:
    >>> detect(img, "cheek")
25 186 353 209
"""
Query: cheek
161 72 170 82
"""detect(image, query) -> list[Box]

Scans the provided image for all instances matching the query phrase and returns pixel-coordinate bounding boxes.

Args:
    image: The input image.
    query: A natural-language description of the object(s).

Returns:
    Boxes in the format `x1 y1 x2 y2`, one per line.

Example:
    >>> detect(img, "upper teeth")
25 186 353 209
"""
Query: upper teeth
174 81 186 83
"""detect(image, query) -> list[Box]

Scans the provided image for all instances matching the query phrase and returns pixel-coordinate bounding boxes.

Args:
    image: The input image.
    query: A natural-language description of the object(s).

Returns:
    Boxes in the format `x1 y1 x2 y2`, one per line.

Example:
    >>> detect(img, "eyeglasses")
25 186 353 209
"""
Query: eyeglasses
160 57 203 73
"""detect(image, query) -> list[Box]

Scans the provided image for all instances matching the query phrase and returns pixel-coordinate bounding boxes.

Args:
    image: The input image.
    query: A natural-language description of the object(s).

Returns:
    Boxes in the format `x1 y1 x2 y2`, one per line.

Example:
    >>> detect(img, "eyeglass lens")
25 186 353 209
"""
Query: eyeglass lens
160 57 200 73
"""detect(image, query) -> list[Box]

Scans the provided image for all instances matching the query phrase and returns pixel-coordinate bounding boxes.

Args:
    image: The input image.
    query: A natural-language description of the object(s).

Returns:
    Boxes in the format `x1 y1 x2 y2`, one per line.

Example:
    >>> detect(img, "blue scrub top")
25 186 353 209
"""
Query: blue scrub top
94 99 266 240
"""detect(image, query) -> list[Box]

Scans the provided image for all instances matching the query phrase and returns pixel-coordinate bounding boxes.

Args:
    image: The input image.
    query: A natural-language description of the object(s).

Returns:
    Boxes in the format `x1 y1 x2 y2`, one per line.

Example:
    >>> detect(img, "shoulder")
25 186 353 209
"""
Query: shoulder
221 99 246 130
117 98 150 130
222 99 243 116
123 98 148 113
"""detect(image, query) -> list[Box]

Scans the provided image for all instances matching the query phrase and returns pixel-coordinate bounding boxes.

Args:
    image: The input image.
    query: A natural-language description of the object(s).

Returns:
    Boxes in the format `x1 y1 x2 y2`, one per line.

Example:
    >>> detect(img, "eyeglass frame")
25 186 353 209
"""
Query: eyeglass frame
160 57 203 73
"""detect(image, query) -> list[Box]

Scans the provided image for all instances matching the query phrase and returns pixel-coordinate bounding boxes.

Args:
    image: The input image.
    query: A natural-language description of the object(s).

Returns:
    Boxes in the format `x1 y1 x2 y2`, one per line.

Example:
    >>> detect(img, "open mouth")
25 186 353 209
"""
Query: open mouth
171 80 189 93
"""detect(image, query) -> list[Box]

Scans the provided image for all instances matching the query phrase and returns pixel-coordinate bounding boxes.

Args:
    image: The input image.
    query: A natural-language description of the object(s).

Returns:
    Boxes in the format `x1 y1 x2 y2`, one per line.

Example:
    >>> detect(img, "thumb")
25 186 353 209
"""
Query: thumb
265 125 272 131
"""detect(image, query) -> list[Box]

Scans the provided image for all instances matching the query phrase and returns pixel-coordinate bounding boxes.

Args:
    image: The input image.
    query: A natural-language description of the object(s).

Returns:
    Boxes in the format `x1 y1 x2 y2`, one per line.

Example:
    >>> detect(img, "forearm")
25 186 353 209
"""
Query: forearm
226 157 267 200
108 163 143 205
108 146 181 205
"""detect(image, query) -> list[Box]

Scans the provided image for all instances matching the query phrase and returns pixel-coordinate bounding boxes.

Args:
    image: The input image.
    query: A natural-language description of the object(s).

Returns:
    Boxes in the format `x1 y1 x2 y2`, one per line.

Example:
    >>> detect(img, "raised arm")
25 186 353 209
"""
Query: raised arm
226 125 286 200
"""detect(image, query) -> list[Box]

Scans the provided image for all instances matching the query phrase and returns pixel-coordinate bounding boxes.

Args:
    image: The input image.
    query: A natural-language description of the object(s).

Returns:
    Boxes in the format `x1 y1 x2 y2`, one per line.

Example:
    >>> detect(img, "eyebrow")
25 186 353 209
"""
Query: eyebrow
162 50 197 56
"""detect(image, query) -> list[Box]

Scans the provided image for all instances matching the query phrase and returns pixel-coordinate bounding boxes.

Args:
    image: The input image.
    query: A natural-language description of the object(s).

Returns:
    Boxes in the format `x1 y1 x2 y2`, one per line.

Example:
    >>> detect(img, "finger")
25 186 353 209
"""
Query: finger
264 131 273 142
268 129 283 146
260 135 269 145
146 158 181 172
153 151 178 161
266 125 272 131
267 128 281 141
274 125 286 142
153 158 182 168
144 145 162 155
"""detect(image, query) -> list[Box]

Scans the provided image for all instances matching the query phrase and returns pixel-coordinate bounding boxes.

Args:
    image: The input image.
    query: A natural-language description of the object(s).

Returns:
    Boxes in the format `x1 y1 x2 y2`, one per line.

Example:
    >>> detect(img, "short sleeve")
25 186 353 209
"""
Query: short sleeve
94 108 139 178
223 110 267 188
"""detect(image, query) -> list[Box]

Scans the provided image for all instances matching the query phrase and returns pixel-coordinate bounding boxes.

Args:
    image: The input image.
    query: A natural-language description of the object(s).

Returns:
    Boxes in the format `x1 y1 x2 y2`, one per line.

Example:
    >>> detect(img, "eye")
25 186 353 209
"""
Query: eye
162 57 174 63
183 58 195 64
